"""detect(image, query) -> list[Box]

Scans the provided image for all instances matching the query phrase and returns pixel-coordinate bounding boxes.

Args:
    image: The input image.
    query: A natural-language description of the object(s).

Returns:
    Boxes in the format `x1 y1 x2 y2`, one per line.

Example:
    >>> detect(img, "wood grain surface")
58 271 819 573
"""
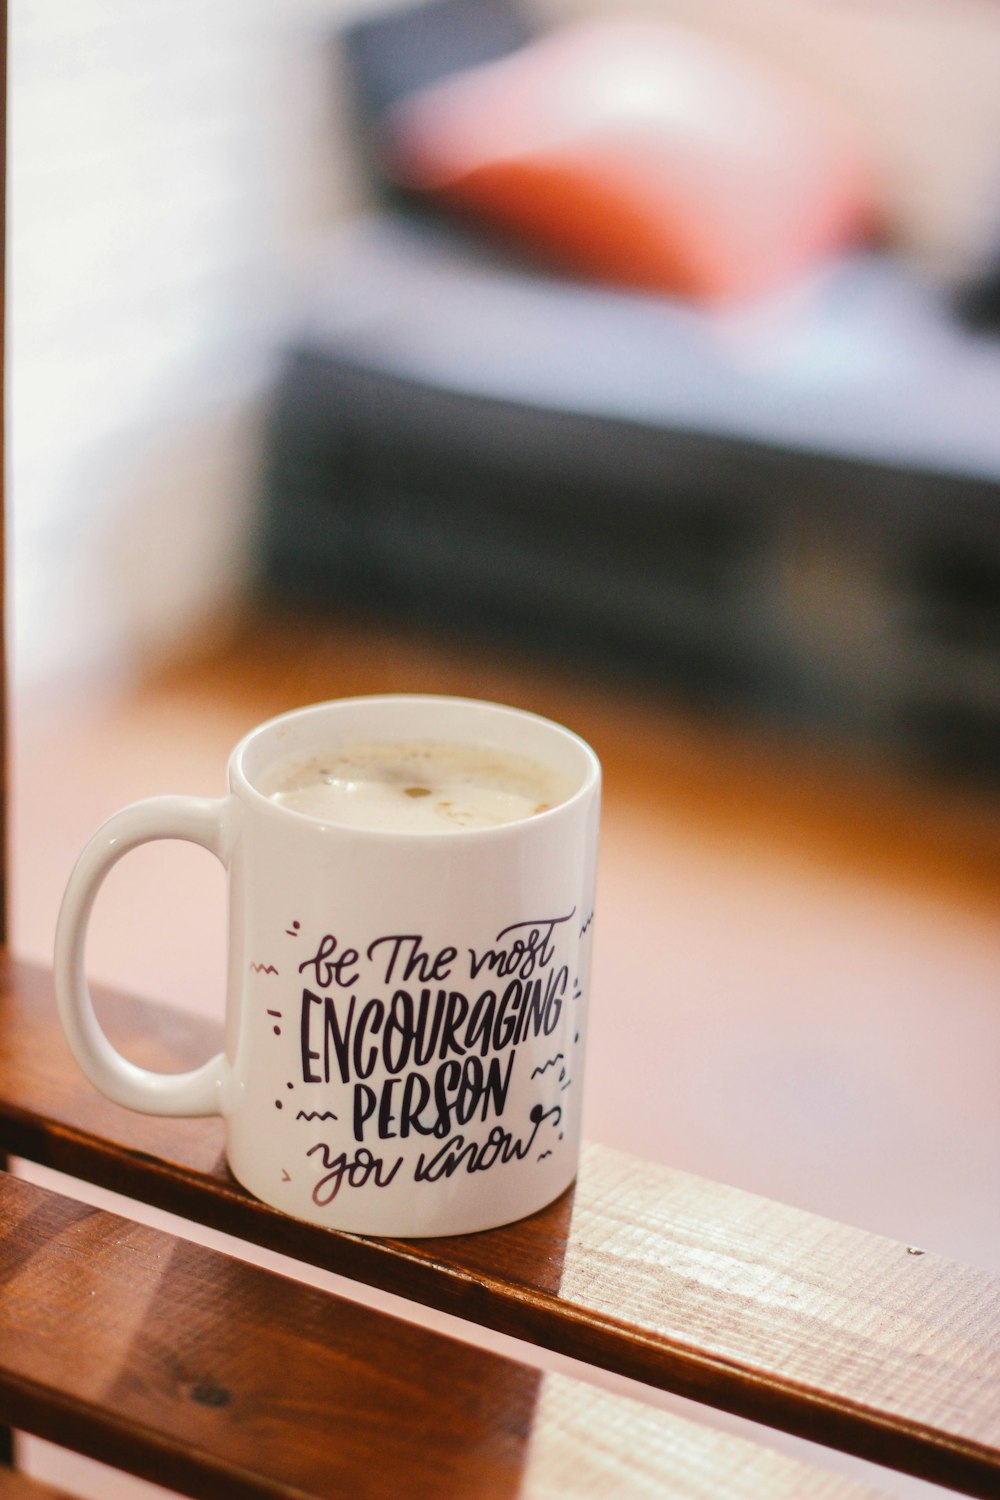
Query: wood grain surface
0 1169 890 1500
1 959 998 1495
0 1472 77 1500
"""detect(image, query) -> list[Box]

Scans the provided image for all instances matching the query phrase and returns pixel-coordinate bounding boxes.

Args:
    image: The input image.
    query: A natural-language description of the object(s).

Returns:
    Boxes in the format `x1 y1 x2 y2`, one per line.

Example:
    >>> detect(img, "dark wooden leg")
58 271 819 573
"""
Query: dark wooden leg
1 1152 15 1466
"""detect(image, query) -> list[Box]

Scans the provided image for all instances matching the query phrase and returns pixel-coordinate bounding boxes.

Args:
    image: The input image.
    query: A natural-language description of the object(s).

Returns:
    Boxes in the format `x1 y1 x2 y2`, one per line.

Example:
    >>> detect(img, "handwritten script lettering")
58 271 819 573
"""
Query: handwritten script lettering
279 911 582 1204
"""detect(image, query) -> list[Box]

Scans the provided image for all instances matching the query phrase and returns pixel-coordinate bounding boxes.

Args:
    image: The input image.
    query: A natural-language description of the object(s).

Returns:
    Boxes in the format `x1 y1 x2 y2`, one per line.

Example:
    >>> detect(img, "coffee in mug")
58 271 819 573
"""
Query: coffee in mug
265 739 574 832
54 696 601 1237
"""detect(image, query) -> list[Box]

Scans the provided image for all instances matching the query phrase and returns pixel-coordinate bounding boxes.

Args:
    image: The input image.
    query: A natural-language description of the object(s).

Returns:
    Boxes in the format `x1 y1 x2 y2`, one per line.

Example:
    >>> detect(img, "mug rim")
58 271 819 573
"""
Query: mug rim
228 693 601 839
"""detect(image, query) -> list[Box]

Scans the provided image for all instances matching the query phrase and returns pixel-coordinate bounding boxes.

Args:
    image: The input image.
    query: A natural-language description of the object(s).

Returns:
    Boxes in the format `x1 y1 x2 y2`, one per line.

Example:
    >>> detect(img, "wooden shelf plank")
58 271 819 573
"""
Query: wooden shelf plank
0 1170 887 1500
2 958 998 1496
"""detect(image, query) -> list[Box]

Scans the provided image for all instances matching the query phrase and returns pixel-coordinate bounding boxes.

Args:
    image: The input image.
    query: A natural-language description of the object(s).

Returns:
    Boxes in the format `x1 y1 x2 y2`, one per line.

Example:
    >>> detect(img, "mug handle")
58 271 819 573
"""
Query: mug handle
54 795 230 1116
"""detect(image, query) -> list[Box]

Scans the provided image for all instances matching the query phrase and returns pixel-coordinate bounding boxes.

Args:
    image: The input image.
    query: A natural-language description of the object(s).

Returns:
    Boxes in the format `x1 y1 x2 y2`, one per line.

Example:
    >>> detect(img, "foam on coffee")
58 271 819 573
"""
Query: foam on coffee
265 739 574 833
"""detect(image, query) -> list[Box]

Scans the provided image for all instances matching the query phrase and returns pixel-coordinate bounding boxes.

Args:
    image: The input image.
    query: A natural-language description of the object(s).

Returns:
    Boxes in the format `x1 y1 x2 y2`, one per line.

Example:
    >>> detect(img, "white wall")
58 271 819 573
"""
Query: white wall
8 0 381 692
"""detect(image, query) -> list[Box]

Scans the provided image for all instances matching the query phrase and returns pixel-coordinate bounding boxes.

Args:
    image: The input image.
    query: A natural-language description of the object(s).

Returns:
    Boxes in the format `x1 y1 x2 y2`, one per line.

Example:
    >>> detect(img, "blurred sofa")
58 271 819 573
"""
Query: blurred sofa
258 0 1000 781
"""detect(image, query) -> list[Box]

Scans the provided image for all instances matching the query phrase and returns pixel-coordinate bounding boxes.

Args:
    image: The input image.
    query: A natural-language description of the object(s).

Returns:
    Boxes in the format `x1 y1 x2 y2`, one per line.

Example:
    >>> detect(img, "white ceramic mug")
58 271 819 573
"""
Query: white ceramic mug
54 696 601 1236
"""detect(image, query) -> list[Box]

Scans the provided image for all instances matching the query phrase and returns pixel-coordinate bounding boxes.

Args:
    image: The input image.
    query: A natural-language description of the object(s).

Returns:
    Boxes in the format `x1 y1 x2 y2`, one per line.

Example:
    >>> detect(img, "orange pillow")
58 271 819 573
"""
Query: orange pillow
378 18 876 302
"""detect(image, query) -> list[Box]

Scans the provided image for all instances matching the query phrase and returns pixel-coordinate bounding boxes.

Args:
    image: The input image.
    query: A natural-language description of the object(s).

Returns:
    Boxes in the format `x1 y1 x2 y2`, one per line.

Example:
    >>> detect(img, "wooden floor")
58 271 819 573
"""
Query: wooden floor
13 605 1000 1278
